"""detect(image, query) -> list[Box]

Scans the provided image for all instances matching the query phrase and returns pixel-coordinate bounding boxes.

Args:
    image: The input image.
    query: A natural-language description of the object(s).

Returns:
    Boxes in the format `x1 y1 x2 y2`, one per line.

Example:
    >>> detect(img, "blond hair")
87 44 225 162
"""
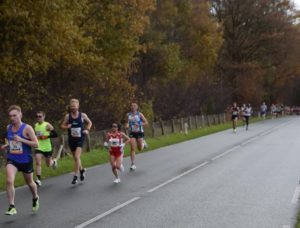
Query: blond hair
8 105 22 113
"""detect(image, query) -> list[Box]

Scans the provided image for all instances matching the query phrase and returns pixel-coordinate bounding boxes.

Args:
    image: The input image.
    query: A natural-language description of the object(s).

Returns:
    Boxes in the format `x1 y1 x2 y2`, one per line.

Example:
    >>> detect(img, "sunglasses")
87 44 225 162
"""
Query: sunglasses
111 125 118 128
36 115 43 118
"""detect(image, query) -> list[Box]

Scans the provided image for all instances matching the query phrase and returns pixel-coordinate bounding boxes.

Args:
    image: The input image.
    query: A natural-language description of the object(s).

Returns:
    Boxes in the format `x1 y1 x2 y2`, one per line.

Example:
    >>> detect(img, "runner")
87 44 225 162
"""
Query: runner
61 99 92 184
0 105 40 215
230 102 240 133
240 104 246 126
104 123 130 183
34 111 58 187
125 102 148 171
260 102 267 120
244 103 252 131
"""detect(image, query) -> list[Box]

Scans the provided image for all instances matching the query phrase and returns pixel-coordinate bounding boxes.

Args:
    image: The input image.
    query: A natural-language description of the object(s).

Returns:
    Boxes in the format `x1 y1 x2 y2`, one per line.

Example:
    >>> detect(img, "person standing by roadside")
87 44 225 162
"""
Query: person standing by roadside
125 102 148 171
61 99 92 184
0 105 40 215
34 111 58 187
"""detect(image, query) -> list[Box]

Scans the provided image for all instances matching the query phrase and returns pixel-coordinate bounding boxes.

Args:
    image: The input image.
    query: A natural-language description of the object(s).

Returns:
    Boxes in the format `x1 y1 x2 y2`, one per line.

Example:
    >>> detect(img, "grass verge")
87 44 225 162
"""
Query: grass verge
0 117 262 191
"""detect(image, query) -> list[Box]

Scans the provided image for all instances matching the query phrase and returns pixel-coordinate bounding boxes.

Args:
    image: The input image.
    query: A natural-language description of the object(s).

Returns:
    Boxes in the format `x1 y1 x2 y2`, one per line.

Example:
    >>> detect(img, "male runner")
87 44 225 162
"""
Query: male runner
0 105 39 215
34 111 58 186
230 102 240 133
125 102 148 171
61 99 92 184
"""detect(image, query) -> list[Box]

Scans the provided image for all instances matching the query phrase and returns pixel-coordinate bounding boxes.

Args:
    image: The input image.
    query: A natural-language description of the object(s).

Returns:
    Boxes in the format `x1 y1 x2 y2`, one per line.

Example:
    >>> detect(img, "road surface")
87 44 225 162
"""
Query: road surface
0 117 300 228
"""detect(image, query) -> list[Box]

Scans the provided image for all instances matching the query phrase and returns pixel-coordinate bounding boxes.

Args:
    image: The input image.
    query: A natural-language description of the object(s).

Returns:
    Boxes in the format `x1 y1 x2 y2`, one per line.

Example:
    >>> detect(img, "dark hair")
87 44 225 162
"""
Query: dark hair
36 111 45 116
112 122 122 131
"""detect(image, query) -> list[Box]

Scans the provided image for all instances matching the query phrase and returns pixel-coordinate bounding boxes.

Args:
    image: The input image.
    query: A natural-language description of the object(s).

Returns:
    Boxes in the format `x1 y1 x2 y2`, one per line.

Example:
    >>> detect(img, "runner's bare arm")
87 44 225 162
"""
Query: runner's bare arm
121 132 130 145
61 114 71 130
140 113 148 126
82 113 92 130
14 125 39 148
46 123 54 131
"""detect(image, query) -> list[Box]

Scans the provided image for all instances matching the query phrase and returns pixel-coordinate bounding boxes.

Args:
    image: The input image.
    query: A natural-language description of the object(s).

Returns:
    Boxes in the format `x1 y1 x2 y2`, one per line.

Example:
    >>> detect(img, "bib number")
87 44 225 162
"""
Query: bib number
71 128 81 137
9 141 23 154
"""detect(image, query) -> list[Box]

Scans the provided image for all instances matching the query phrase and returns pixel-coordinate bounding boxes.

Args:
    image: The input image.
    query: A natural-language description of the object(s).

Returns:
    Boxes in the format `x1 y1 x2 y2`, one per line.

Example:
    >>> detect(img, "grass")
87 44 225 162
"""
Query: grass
0 117 262 192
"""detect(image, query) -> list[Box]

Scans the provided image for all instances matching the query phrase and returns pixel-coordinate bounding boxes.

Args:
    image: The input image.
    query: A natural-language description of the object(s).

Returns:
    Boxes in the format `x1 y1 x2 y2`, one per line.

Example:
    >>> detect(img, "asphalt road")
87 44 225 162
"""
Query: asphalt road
0 117 300 228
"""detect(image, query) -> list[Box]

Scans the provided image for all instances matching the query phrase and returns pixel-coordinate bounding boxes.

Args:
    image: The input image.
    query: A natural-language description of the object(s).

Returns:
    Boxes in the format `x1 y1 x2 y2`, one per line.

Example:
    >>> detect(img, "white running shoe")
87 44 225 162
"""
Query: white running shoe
130 164 136 171
113 178 121 184
52 159 58 169
143 139 148 149
104 142 109 150
120 164 124 172
35 179 42 187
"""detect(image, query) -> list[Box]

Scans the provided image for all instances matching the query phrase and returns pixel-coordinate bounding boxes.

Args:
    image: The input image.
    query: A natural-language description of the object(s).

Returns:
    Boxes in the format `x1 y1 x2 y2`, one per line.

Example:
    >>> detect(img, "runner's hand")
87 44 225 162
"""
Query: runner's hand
82 130 89 135
13 135 23 142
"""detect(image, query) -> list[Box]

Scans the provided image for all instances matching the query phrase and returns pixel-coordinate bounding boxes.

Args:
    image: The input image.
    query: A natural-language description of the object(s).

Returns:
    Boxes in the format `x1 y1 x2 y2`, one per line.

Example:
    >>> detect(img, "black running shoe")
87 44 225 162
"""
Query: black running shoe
71 176 78 184
80 168 86 181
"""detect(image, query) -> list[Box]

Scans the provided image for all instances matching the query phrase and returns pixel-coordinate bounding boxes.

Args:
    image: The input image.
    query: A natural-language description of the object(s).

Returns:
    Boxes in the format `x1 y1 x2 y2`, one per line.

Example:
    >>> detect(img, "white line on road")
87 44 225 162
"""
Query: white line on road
211 149 234 161
74 197 141 228
147 161 209 193
291 186 300 204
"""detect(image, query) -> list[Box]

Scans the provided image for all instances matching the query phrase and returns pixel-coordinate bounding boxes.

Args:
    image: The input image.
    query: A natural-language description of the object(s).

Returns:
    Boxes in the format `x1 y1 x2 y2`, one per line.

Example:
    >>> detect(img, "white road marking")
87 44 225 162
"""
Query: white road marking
74 197 141 228
291 186 300 204
211 149 234 161
147 161 209 193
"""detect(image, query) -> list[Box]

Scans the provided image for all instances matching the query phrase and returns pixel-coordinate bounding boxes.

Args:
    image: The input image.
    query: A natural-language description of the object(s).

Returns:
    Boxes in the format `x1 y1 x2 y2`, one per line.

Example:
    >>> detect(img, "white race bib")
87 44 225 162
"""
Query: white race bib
71 128 82 137
9 140 23 154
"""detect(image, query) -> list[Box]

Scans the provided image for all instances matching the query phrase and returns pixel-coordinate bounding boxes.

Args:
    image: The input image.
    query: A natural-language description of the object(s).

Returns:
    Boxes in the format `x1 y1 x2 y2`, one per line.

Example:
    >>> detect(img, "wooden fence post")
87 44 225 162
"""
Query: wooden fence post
180 118 184 133
151 123 155 137
188 116 192 129
86 133 91 152
201 115 205 127
171 119 175 133
160 119 165 135
206 115 210 126
195 115 198 128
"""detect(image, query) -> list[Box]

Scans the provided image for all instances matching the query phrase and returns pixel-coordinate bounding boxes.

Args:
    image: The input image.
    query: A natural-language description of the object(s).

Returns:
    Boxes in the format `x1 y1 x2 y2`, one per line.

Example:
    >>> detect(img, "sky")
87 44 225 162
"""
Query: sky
294 0 300 9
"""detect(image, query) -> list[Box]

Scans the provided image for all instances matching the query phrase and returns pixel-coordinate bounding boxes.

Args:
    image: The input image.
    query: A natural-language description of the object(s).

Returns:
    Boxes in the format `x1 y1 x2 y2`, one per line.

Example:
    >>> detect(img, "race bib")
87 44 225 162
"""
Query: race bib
9 140 23 154
131 124 140 132
109 138 121 147
71 127 81 137
36 131 43 137
233 111 238 115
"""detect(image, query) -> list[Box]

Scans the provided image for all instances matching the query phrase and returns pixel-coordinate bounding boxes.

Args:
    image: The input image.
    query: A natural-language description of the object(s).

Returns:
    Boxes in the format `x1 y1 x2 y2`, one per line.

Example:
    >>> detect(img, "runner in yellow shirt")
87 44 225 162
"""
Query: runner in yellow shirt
34 111 58 186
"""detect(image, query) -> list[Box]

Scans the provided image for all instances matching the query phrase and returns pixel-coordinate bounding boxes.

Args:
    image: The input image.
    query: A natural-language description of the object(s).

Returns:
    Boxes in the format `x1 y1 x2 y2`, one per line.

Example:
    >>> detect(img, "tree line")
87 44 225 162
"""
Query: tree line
0 0 299 132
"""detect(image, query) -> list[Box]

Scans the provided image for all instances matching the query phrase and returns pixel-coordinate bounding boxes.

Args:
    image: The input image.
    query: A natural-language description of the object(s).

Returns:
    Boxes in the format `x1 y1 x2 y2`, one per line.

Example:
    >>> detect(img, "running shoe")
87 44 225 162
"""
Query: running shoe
120 164 124 172
113 178 121 184
71 176 78 184
104 142 109 150
130 164 136 171
35 178 42 187
32 197 39 213
233 129 237 133
143 139 148 149
80 168 86 181
51 159 58 169
5 206 17 215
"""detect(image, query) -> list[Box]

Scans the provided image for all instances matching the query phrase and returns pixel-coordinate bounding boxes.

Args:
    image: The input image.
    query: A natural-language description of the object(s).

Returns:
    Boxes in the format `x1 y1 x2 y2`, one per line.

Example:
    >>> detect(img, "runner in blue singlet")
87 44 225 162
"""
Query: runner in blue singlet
0 105 40 215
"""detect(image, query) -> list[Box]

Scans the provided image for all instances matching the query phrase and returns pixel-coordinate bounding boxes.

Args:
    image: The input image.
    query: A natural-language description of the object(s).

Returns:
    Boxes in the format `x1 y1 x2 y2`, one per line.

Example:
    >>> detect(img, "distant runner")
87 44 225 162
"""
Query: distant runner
1 105 40 215
104 123 130 183
125 102 148 171
61 99 92 184
230 102 240 133
260 102 267 120
244 104 252 131
34 111 58 187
